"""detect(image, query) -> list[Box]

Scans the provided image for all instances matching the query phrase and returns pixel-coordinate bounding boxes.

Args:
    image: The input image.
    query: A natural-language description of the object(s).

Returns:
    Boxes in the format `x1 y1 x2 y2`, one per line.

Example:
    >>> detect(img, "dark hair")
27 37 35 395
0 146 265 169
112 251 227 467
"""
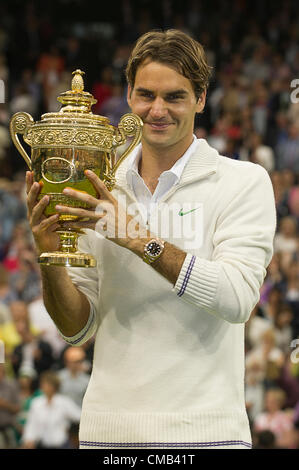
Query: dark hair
126 29 212 100
40 370 60 392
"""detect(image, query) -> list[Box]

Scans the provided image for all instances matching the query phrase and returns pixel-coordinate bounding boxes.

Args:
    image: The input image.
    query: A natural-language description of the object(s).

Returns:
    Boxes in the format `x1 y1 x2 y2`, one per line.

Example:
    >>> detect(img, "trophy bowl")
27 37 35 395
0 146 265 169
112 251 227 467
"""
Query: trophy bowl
10 69 143 267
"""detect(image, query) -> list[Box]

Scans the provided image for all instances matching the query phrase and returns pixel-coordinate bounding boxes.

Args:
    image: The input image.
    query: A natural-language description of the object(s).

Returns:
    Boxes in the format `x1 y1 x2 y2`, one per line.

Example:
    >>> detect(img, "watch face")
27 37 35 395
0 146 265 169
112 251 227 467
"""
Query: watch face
147 241 162 256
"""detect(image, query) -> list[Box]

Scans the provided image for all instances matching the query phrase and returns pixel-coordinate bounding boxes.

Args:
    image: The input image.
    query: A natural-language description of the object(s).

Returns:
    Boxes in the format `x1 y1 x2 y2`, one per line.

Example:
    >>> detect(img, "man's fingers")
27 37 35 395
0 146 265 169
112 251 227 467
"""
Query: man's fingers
62 187 98 208
30 195 51 226
25 171 34 194
84 170 113 199
27 181 43 214
55 204 96 219
37 214 60 232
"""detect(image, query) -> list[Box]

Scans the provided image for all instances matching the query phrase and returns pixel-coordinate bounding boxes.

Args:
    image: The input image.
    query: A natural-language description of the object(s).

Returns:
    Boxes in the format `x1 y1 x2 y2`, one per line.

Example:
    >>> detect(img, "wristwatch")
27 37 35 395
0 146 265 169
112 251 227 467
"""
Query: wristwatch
143 238 165 265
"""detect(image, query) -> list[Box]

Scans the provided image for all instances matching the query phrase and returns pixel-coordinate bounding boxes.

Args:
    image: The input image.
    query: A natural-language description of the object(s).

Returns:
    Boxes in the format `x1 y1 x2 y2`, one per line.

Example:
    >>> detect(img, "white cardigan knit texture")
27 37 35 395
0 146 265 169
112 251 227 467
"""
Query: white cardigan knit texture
59 139 276 449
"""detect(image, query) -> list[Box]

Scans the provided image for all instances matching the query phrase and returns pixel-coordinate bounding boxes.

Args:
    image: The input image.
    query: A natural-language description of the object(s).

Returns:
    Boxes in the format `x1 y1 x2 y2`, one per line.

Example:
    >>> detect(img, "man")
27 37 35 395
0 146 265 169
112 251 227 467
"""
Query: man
26 30 276 449
58 346 90 407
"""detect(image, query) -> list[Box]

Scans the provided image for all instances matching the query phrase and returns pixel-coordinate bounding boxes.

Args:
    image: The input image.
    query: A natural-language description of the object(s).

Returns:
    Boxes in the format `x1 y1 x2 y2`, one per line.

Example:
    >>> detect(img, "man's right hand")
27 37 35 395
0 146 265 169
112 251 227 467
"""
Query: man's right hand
26 171 61 255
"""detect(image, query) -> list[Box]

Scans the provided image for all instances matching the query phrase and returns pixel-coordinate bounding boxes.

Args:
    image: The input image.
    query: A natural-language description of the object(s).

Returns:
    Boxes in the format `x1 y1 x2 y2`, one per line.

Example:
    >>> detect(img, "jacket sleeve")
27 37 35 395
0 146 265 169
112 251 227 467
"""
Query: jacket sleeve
173 163 277 323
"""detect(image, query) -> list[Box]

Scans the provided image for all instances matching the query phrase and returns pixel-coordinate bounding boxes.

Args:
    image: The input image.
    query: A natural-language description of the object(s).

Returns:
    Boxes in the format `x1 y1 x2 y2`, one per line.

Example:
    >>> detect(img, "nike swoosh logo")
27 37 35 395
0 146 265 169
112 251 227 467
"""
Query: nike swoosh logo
178 207 201 216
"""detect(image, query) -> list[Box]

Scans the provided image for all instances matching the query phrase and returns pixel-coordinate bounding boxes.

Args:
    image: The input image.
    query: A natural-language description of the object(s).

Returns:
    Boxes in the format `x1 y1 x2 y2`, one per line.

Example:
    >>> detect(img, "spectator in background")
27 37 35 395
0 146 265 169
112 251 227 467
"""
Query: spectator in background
36 45 65 112
22 371 81 449
247 132 275 173
0 182 26 261
14 366 42 444
92 66 113 115
276 122 299 172
9 247 41 303
0 301 34 355
246 328 285 390
260 285 284 323
100 83 130 126
254 388 295 448
28 288 66 360
0 263 17 306
273 304 293 354
253 429 278 449
245 304 272 350
58 347 90 407
274 216 297 257
10 304 54 378
0 363 20 449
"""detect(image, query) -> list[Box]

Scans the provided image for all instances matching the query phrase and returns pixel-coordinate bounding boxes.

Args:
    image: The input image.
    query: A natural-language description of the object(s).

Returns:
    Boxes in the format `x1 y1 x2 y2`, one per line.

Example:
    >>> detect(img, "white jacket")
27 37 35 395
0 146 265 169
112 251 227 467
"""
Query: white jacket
60 139 276 449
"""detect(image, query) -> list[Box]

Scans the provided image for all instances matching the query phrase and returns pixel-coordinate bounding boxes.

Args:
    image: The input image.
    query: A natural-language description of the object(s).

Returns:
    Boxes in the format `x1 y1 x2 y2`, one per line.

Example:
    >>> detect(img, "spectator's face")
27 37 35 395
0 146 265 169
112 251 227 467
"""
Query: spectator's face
265 391 283 413
40 379 56 397
127 60 205 151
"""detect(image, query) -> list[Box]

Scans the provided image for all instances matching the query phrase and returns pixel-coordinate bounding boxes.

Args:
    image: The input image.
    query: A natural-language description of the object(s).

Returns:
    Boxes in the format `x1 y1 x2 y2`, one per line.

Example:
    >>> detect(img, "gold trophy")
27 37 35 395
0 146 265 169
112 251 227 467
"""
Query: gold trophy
10 69 143 267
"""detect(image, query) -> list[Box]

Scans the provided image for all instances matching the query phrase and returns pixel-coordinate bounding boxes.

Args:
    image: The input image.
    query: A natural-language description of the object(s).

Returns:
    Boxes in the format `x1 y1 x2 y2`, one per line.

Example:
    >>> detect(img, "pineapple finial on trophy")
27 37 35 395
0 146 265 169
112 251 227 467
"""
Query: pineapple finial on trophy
71 69 85 93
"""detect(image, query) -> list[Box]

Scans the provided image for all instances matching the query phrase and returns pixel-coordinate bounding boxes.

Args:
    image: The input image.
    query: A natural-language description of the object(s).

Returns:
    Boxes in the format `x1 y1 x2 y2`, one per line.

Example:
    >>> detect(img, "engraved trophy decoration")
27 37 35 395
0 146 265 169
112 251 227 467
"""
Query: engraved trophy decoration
10 69 143 267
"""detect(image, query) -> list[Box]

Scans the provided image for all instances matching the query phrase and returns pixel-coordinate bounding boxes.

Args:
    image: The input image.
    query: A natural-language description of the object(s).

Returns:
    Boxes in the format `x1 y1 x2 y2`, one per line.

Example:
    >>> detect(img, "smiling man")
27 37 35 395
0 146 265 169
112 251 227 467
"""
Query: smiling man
26 29 276 449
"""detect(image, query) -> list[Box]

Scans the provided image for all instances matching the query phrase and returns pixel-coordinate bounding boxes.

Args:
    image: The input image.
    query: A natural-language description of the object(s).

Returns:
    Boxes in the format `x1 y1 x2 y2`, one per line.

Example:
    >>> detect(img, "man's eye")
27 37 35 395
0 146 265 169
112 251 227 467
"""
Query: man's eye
140 92 153 99
167 95 181 101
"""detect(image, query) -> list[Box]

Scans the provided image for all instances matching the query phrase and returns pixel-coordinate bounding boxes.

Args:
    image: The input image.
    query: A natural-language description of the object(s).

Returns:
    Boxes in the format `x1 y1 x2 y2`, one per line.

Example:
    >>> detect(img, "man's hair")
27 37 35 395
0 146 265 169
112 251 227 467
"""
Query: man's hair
126 29 212 99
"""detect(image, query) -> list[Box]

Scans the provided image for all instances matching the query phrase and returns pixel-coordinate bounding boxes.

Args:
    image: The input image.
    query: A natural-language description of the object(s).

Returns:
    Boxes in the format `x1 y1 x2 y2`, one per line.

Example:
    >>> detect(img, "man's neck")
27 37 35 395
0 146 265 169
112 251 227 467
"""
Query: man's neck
138 135 194 181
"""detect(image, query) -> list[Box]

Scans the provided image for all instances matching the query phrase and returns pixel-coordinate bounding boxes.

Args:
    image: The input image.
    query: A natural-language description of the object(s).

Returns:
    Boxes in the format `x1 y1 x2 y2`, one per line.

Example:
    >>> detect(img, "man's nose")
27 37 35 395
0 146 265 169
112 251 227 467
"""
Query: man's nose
149 97 167 119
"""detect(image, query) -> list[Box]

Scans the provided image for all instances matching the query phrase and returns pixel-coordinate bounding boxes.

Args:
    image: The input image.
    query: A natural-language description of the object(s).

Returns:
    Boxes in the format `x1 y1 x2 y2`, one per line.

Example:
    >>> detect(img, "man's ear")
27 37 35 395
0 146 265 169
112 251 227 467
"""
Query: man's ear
196 90 207 114
127 84 132 108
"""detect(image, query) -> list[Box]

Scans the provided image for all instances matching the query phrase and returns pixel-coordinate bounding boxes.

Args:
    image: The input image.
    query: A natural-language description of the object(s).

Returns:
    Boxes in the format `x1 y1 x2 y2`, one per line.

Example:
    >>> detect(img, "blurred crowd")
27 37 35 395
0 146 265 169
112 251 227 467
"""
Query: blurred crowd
0 0 299 450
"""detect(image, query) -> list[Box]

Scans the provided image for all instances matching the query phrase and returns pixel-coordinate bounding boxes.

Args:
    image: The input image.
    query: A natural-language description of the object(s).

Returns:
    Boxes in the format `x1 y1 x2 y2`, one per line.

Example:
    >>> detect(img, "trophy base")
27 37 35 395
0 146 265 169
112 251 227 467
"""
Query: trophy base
38 251 97 268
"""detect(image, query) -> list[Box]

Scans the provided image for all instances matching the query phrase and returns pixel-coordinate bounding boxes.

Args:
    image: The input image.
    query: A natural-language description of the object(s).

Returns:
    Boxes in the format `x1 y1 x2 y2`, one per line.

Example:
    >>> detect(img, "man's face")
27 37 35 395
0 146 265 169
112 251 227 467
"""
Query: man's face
127 60 205 151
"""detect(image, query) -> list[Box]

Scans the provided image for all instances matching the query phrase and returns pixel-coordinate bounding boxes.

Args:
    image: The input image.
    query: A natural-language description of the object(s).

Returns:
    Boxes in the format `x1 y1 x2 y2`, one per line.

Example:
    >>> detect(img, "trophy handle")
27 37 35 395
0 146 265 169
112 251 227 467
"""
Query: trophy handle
9 112 34 170
107 113 143 189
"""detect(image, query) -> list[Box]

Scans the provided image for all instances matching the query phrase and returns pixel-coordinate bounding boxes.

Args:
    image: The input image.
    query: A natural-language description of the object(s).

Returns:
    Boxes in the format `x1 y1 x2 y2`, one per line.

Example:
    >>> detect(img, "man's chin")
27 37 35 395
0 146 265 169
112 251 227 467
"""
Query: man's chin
143 132 174 148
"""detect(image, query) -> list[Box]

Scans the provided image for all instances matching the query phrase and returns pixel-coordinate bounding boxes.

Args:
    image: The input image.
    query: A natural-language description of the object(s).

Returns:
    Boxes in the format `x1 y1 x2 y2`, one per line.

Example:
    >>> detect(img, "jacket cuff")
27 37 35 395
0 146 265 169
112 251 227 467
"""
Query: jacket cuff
57 302 96 346
173 253 220 310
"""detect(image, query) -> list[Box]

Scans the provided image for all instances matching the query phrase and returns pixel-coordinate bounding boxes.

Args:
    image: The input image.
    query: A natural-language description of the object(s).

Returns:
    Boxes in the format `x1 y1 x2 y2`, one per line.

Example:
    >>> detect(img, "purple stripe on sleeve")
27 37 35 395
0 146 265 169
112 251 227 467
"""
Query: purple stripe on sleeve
177 255 196 297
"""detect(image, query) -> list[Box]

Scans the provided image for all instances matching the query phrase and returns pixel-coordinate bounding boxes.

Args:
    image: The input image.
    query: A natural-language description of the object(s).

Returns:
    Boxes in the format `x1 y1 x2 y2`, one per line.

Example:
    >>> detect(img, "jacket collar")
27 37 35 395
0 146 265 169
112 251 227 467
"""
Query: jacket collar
114 138 219 192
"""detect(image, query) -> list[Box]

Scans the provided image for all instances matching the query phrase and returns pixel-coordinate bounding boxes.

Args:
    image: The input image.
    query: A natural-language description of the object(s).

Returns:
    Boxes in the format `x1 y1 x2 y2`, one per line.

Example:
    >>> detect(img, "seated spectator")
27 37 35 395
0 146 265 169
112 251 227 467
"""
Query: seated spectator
253 388 294 448
253 429 278 449
246 304 272 349
276 122 299 172
283 260 299 303
58 347 90 407
273 304 294 353
260 285 284 323
274 215 298 255
247 132 275 173
0 184 26 261
22 371 81 449
0 363 20 449
15 366 42 444
0 263 17 306
246 328 285 388
0 301 40 369
9 247 41 303
276 356 299 409
28 292 66 360
10 306 54 378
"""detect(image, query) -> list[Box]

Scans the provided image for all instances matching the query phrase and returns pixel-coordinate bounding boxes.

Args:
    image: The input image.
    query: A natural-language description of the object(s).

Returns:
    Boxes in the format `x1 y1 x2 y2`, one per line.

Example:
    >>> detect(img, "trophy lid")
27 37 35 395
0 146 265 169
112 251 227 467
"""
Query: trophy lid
40 69 110 126
57 69 97 112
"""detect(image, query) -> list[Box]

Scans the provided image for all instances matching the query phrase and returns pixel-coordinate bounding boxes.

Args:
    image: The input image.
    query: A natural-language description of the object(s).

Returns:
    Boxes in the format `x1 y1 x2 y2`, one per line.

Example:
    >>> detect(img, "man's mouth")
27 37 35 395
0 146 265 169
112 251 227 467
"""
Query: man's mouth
145 122 173 130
